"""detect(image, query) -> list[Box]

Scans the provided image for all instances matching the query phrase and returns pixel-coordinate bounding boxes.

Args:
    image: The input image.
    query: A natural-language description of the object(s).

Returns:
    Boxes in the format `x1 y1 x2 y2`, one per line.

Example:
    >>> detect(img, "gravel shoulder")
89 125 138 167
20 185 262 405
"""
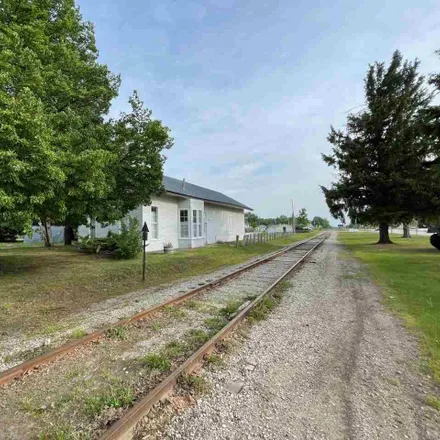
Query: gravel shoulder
155 233 440 440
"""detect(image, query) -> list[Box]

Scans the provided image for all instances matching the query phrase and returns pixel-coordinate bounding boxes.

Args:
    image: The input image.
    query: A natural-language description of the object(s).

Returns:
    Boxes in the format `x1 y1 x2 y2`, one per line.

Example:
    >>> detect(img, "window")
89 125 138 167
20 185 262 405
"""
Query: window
180 210 189 238
151 206 158 239
192 209 203 238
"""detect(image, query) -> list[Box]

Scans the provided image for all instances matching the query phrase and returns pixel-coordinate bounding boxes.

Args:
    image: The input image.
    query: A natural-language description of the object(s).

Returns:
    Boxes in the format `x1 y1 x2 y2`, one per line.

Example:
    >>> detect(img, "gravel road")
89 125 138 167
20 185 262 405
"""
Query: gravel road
156 233 440 440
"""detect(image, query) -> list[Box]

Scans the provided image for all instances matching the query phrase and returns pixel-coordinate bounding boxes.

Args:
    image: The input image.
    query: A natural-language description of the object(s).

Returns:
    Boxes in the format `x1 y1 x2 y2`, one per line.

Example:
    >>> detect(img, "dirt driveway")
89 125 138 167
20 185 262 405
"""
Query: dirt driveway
154 233 440 439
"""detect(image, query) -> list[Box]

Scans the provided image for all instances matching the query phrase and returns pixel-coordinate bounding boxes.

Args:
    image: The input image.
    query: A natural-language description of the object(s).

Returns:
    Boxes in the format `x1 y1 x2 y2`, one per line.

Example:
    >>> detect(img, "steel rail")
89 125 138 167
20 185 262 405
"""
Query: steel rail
100 234 328 440
0 233 326 386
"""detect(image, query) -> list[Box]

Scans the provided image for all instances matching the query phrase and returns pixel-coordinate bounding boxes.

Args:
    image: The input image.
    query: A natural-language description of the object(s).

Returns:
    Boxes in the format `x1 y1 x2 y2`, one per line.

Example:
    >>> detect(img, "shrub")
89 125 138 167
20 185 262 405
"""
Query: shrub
77 217 142 259
0 225 24 242
110 217 142 259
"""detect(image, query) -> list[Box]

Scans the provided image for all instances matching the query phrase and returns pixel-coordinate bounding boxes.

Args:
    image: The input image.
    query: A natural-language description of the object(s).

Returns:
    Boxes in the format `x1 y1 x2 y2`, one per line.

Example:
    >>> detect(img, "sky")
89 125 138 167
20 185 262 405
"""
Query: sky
77 0 440 222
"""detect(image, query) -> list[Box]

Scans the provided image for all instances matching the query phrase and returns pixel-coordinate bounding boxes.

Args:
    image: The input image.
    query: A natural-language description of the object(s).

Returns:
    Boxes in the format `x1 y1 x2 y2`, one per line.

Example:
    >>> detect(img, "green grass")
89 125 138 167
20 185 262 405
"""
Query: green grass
219 300 243 318
105 326 127 340
178 373 210 395
0 232 318 337
140 353 171 372
84 384 134 417
339 232 440 382
426 394 440 410
70 329 87 339
162 340 188 359
204 316 228 332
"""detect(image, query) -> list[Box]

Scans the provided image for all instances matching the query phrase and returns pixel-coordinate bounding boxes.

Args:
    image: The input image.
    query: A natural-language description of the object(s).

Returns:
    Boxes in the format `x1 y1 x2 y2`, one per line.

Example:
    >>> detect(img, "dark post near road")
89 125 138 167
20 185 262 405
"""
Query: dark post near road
142 222 149 282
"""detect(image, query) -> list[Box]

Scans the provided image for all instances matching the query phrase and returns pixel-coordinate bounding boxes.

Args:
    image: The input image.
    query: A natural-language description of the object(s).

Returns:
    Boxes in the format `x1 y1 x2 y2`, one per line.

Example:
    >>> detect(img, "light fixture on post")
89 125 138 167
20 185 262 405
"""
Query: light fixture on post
142 222 149 281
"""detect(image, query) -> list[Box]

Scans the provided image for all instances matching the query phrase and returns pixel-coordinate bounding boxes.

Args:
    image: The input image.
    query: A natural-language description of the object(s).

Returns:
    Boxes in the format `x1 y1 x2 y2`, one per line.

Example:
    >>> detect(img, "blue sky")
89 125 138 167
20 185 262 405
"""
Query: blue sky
77 0 440 222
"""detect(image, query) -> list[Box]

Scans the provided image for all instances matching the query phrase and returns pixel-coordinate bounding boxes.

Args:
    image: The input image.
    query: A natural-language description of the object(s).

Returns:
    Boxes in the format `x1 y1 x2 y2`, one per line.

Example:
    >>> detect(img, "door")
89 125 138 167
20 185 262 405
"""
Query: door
205 211 217 244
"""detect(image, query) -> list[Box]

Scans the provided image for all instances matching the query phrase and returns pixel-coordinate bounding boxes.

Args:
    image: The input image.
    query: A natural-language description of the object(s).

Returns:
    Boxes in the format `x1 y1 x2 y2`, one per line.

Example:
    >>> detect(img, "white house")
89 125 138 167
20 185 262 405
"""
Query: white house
79 176 252 252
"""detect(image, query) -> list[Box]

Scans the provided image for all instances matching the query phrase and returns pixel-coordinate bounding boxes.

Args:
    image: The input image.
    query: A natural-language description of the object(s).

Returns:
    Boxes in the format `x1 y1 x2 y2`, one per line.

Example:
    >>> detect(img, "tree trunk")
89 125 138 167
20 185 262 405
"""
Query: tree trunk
64 224 77 245
402 223 411 239
90 217 96 239
377 223 392 244
41 218 53 247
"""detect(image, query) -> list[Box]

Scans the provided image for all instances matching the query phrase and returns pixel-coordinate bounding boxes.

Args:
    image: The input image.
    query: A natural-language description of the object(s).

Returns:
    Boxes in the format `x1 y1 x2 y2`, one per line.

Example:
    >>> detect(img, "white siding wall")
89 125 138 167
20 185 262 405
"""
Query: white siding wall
204 203 245 243
77 196 246 252
143 195 179 252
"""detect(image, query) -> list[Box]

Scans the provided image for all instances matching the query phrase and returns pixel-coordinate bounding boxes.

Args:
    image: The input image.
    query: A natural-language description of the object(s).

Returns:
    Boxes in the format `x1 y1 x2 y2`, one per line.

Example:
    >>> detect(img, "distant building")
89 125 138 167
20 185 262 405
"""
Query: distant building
267 224 293 233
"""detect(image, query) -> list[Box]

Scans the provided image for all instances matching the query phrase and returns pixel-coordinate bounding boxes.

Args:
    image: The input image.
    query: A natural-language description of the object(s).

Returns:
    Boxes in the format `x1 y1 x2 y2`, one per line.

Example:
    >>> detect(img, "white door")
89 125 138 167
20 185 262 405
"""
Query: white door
205 212 217 244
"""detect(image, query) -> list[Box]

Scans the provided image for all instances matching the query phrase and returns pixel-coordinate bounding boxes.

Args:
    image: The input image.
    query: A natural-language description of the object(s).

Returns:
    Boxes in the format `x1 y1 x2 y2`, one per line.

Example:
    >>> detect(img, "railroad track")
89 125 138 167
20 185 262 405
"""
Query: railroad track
0 233 326 387
0 233 328 439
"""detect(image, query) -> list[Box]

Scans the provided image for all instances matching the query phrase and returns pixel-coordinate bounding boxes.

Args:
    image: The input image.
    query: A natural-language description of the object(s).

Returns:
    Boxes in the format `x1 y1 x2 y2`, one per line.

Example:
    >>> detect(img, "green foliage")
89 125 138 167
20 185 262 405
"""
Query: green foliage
110 217 142 259
312 216 331 229
0 2 172 244
78 217 141 259
84 385 134 417
162 341 188 359
105 326 127 340
141 353 171 372
0 223 23 242
322 51 439 243
105 92 173 221
71 329 87 339
38 425 92 440
296 208 310 229
184 329 210 350
205 353 224 368
178 373 210 395
219 300 243 318
163 305 187 319
248 295 278 322
426 395 440 410
204 316 228 332
0 0 119 236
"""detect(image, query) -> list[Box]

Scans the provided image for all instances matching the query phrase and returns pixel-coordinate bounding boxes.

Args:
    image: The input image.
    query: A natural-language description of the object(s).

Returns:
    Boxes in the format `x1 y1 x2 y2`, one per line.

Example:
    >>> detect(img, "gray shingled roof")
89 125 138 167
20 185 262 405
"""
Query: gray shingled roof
163 176 252 211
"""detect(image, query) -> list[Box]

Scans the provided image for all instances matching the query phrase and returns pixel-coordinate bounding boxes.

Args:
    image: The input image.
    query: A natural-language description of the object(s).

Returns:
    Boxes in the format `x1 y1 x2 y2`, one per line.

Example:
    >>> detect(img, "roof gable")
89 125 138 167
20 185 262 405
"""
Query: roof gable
163 176 252 210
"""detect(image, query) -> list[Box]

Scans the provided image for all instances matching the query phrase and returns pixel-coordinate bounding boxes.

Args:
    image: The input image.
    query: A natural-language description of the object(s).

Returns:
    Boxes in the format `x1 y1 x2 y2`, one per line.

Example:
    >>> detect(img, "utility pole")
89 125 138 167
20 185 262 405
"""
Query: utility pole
291 199 296 235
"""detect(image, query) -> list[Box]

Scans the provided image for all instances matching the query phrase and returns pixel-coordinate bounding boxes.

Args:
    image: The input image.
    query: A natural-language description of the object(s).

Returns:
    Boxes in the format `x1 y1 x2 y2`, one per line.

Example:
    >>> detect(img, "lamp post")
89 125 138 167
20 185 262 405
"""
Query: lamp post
142 222 149 282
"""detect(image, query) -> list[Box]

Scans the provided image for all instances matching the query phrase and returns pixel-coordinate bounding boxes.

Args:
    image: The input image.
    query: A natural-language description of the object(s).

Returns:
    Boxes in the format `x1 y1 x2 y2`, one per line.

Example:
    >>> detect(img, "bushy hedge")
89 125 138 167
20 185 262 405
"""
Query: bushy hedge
78 217 142 259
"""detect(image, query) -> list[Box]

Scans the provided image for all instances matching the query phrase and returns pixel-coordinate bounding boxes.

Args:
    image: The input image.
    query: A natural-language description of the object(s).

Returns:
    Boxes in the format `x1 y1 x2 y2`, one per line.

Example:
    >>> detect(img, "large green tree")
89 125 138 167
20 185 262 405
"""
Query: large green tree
0 1 173 246
312 216 330 229
92 92 174 225
0 0 119 245
321 51 434 244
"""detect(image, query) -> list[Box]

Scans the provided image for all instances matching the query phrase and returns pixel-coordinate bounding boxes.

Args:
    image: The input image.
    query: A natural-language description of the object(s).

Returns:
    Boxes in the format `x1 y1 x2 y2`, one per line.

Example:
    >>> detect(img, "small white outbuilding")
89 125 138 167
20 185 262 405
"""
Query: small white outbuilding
80 176 252 252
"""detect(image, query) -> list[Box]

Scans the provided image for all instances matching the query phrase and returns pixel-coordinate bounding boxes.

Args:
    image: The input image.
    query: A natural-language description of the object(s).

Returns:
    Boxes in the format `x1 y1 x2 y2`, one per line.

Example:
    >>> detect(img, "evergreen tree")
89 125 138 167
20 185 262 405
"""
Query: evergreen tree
321 51 433 244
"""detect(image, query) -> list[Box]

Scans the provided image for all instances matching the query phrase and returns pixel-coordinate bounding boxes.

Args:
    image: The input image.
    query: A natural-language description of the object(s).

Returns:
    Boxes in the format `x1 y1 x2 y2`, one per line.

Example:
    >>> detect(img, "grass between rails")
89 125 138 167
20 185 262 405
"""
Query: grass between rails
338 232 440 383
20 273 292 438
0 232 318 337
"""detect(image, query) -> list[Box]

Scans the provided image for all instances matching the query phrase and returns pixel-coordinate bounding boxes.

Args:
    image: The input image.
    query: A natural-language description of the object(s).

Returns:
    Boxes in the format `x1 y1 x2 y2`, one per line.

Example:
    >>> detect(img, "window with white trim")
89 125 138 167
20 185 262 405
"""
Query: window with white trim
180 209 189 238
192 209 203 238
151 206 158 239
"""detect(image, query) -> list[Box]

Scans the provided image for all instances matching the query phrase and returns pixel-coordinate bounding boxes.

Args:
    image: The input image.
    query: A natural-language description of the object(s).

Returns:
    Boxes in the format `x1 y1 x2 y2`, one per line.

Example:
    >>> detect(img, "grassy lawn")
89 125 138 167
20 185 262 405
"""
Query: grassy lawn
0 232 318 338
339 232 440 382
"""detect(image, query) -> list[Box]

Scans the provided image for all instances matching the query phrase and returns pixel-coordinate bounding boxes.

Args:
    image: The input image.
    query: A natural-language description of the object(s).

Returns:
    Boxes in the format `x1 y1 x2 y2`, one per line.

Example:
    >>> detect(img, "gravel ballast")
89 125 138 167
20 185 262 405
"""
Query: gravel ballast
153 233 440 440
